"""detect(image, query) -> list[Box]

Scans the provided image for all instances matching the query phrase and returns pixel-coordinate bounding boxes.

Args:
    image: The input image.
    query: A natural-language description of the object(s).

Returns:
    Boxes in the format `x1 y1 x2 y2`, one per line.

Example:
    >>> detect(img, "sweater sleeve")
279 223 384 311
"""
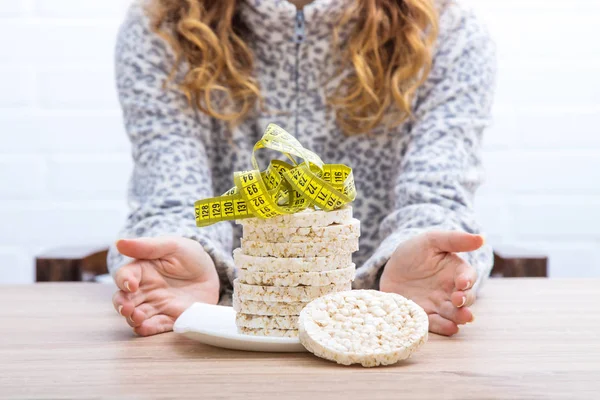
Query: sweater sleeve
107 2 235 304
354 4 496 292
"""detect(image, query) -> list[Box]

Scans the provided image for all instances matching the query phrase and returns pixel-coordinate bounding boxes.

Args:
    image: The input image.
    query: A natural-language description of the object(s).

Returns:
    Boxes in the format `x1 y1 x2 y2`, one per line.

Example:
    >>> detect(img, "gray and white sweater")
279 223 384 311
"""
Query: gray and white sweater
108 0 496 304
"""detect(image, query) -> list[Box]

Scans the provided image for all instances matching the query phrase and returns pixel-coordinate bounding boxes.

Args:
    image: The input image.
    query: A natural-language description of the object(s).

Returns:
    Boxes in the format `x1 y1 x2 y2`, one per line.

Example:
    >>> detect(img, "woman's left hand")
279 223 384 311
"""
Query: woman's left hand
379 231 485 336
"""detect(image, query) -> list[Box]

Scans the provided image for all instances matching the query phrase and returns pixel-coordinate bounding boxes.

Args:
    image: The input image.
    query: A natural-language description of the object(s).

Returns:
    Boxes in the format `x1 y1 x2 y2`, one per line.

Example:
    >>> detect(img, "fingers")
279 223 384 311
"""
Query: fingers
114 262 142 293
451 288 476 308
134 315 175 337
112 290 147 320
450 258 477 308
439 300 474 325
127 303 161 328
116 237 178 260
426 231 485 254
428 314 459 336
454 261 478 292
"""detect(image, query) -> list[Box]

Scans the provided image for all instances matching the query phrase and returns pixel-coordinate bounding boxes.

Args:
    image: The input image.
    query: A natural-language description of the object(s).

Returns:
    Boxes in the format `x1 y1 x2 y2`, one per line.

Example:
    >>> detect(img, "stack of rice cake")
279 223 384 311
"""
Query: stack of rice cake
233 207 359 337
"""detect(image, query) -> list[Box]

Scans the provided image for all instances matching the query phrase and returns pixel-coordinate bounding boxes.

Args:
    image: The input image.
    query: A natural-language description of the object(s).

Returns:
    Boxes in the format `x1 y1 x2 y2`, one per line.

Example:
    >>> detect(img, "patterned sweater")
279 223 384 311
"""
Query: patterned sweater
108 0 496 304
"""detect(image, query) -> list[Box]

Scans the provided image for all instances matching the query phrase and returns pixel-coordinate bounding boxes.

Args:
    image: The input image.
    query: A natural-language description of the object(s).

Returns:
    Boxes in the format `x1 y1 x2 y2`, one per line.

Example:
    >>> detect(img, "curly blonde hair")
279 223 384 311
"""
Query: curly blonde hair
148 0 438 135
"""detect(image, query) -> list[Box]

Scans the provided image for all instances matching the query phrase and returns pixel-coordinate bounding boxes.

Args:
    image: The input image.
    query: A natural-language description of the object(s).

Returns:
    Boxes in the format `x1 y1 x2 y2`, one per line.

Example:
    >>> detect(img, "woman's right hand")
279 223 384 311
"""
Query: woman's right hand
111 236 220 336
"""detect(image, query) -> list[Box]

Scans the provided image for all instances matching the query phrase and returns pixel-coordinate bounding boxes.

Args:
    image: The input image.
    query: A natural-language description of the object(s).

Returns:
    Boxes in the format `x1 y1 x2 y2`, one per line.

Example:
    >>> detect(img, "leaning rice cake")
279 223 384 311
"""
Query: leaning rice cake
299 290 429 367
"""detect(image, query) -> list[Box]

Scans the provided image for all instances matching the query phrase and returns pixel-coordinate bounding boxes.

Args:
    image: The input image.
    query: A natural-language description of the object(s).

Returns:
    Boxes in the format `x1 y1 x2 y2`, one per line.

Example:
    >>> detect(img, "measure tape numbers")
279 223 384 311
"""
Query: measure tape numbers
195 195 250 226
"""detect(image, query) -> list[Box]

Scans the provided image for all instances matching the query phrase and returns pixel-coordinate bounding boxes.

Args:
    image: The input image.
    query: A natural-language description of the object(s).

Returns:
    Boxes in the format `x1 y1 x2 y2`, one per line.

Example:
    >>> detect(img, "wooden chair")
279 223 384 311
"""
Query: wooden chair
36 247 110 282
35 244 548 282
491 246 548 278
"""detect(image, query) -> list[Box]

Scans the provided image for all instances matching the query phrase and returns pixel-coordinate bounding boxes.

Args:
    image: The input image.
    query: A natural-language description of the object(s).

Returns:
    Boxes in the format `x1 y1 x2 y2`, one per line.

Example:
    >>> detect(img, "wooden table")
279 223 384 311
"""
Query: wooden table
0 280 598 399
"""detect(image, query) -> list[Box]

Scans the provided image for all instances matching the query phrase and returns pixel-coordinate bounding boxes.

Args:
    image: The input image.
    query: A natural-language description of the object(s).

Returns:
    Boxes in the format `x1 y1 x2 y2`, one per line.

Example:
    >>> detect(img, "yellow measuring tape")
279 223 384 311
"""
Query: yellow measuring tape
194 123 356 227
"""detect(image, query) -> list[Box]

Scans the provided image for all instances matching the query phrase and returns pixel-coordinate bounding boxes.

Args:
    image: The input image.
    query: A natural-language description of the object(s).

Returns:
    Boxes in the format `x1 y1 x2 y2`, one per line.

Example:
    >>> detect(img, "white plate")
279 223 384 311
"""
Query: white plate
173 303 306 353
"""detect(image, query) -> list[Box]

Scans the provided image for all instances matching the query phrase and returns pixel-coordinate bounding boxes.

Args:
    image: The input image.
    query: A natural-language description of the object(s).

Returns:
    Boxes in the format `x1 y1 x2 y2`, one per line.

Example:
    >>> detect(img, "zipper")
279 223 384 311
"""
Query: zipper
294 10 305 138
294 10 306 44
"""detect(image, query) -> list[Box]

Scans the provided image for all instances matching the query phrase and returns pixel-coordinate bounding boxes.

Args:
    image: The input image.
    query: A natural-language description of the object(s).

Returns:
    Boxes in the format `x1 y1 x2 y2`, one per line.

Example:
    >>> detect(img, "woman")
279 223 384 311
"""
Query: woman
110 0 495 337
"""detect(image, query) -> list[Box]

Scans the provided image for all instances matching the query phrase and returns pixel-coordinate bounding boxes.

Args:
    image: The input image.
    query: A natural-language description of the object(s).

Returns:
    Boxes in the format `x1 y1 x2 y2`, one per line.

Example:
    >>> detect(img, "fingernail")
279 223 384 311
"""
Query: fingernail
128 316 135 324
480 234 486 246
459 296 466 307
464 280 471 290
118 305 123 316
470 314 475 323
125 281 131 292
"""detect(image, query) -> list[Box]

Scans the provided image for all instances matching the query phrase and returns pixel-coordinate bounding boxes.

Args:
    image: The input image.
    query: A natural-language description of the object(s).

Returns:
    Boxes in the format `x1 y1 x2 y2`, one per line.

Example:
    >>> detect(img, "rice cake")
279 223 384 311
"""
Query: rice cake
242 219 360 243
234 279 352 302
238 327 299 338
233 296 308 316
234 249 352 273
236 314 299 330
238 207 352 228
238 264 356 287
241 238 358 258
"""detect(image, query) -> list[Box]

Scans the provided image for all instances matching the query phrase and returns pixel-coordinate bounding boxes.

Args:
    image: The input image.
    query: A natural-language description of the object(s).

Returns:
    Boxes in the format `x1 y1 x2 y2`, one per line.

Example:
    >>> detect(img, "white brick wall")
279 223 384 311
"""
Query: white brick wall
0 0 130 283
471 0 600 278
0 0 599 283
